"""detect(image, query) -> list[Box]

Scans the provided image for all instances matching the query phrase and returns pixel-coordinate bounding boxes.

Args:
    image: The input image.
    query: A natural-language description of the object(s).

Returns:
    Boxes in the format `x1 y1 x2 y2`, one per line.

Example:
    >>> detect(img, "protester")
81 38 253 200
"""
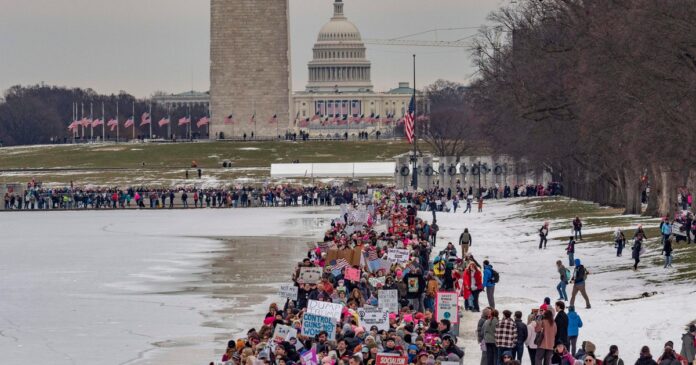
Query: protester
483 260 497 309
603 345 624 365
680 325 696 365
539 222 550 249
557 261 570 302
460 228 473 256
635 346 658 365
555 301 569 349
573 217 583 240
568 306 583 357
535 309 558 365
567 238 576 267
496 310 518 364
484 309 501 365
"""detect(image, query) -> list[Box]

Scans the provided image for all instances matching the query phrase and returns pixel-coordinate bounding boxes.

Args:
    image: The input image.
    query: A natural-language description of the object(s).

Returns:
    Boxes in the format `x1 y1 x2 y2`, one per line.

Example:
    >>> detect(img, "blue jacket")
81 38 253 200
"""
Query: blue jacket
483 265 495 288
567 310 583 337
661 223 671 235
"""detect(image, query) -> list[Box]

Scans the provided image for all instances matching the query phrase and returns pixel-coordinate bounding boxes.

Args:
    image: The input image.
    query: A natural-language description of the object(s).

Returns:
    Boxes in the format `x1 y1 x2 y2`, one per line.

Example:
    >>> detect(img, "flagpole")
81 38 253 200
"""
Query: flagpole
188 104 191 140
132 102 135 140
149 102 152 140
101 101 105 142
167 104 171 140
116 101 119 143
90 102 94 142
81 102 85 140
411 54 418 190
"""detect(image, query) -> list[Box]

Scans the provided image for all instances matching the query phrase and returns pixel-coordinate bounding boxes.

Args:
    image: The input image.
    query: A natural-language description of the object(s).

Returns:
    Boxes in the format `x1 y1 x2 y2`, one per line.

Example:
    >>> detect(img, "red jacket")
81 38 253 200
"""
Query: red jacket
462 269 483 299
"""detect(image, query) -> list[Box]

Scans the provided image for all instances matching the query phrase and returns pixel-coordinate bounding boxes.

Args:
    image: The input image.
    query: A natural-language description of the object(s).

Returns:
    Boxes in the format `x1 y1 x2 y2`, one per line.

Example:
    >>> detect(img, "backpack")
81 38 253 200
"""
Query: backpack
490 269 500 284
575 266 586 281
564 268 572 282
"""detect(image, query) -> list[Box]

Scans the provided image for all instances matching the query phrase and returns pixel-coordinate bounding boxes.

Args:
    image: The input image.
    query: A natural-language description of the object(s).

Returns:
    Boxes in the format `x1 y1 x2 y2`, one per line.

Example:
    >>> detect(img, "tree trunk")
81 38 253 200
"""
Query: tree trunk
657 167 678 217
643 163 660 217
623 168 642 215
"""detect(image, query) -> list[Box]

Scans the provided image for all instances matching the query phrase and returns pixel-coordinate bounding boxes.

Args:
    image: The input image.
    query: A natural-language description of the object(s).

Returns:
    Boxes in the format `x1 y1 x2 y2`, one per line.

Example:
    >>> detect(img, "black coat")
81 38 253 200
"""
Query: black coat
555 311 569 346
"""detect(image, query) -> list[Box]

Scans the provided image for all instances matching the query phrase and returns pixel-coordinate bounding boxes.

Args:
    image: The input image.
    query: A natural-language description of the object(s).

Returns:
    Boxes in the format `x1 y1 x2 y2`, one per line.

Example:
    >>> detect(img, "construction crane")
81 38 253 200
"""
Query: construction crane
363 27 479 48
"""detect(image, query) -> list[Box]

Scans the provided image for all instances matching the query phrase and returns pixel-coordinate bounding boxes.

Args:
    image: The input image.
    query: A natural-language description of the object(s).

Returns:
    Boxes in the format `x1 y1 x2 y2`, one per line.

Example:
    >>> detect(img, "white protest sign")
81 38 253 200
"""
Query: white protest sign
298 267 323 284
378 289 399 313
357 307 389 331
387 248 410 264
435 291 459 324
278 284 299 301
273 324 298 342
302 313 337 340
307 299 343 321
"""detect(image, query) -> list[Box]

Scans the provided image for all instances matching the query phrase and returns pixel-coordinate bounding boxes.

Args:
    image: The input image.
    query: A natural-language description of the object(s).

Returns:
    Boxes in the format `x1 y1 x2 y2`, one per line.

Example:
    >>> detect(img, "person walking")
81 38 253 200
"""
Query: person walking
496 310 518 364
662 237 673 269
525 310 539 365
539 222 549 249
460 228 472 256
534 309 557 365
566 237 576 267
615 229 626 257
463 261 483 312
567 306 583 356
573 216 583 240
556 260 570 302
569 259 591 309
513 311 528 362
661 219 672 245
484 309 500 365
483 260 497 309
479 308 492 365
554 301 569 348
478 197 484 213
632 238 643 271
464 195 473 213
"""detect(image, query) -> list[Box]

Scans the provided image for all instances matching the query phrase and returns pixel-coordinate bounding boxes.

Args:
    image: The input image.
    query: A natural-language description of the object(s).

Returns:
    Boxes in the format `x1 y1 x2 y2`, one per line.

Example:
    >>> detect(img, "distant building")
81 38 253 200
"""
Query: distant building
152 91 209 109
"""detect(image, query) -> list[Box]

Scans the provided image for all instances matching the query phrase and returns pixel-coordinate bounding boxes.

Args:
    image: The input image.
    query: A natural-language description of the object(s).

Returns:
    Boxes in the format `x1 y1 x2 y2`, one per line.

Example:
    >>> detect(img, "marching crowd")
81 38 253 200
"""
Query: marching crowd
206 187 696 365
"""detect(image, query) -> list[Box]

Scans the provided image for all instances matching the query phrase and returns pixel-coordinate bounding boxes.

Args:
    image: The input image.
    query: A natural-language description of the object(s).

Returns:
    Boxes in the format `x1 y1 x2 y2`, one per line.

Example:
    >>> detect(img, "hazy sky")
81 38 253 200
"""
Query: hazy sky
0 0 506 98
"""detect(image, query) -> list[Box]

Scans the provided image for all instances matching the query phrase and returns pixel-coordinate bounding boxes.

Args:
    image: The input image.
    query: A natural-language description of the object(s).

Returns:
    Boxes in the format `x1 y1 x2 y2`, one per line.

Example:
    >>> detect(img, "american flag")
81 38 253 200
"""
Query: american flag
67 121 79 131
107 119 118 131
140 112 151 126
249 113 256 124
196 116 209 128
158 118 170 127
404 95 415 143
367 248 379 261
311 112 320 122
224 114 235 125
124 117 134 128
178 117 190 126
332 258 350 271
81 118 92 127
268 114 277 124
91 119 104 127
299 118 309 128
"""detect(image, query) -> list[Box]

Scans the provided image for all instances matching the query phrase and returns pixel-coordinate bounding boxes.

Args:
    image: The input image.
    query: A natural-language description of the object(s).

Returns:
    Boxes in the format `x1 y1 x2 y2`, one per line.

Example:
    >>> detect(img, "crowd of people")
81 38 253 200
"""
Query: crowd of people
204 187 695 365
1 181 564 212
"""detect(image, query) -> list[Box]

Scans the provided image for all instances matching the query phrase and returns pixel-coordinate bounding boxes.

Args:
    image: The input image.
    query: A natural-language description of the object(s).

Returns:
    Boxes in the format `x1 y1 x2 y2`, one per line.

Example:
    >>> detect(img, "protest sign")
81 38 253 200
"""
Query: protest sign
378 289 398 313
387 248 410 264
368 276 385 288
300 348 318 365
302 313 336 340
273 324 298 343
298 267 323 284
326 247 362 267
307 299 343 321
344 268 360 282
376 353 408 365
435 291 459 324
357 307 389 331
278 284 298 301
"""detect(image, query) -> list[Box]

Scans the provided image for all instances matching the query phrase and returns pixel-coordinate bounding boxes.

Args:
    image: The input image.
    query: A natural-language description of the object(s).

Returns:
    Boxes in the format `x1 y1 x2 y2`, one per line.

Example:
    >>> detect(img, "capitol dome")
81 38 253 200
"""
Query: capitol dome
306 0 373 93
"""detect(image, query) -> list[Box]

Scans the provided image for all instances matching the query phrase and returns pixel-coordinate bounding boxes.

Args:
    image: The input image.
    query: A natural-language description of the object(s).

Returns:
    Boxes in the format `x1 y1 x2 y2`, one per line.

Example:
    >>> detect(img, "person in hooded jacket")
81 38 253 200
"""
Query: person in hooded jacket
680 324 696 365
484 309 500 365
570 259 591 309
632 238 643 271
483 260 496 309
554 301 569 348
662 238 673 269
603 345 624 365
635 346 658 365
567 306 583 356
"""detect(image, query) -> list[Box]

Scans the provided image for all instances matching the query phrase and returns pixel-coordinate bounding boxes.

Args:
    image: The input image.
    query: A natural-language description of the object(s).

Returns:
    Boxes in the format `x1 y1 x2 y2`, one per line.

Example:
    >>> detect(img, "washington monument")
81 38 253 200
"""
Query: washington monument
210 0 292 139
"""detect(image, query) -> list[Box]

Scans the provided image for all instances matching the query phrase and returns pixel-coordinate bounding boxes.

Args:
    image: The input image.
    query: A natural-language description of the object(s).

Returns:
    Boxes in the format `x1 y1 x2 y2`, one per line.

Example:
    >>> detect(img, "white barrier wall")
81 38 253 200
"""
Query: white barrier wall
271 162 396 178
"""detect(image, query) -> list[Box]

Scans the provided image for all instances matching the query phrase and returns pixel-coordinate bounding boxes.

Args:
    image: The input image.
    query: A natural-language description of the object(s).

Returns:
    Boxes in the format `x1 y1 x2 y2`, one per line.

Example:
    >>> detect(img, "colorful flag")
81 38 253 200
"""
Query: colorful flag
311 113 320 122
158 118 170 127
299 118 310 128
140 112 151 126
124 117 134 128
249 113 256 124
107 119 118 131
196 116 209 128
91 119 104 127
268 114 277 124
332 258 350 271
67 121 79 131
178 117 190 126
224 114 235 125
404 95 415 143
81 118 93 127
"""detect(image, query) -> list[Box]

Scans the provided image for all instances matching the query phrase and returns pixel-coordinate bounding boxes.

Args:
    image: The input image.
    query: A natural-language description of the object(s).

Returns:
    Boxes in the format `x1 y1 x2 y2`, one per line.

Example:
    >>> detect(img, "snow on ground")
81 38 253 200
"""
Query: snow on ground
0 207 339 365
424 199 692 365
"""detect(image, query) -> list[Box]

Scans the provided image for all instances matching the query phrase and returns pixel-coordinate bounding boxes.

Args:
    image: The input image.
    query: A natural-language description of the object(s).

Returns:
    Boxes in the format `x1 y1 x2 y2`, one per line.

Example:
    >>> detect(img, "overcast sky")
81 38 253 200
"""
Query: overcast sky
0 0 506 98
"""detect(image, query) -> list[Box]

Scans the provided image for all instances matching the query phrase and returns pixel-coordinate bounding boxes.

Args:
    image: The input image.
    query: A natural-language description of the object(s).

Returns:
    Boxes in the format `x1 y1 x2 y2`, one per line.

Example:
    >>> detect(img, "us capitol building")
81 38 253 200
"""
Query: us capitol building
155 0 415 138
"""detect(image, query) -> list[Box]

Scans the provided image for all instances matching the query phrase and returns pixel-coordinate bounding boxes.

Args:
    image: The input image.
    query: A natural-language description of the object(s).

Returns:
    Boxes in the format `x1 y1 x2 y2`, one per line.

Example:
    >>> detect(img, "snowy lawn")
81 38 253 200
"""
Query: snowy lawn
423 197 694 365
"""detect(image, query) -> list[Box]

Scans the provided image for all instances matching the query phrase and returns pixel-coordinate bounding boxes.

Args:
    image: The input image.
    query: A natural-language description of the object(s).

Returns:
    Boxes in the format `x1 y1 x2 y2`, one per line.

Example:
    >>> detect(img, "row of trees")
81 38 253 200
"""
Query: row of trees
428 0 696 217
0 85 208 146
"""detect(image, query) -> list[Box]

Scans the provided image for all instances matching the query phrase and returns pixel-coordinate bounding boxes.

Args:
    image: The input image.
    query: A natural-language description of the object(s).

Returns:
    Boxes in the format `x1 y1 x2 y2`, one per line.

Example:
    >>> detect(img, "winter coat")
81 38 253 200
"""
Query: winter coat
604 354 624 365
463 268 483 299
567 240 576 254
662 241 673 257
483 317 499 344
632 241 643 260
495 317 518 348
662 223 672 236
483 265 496 288
515 319 529 344
681 332 696 362
525 322 538 349
555 311 569 345
635 355 658 365
477 316 487 343
567 311 583 337
535 319 557 350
